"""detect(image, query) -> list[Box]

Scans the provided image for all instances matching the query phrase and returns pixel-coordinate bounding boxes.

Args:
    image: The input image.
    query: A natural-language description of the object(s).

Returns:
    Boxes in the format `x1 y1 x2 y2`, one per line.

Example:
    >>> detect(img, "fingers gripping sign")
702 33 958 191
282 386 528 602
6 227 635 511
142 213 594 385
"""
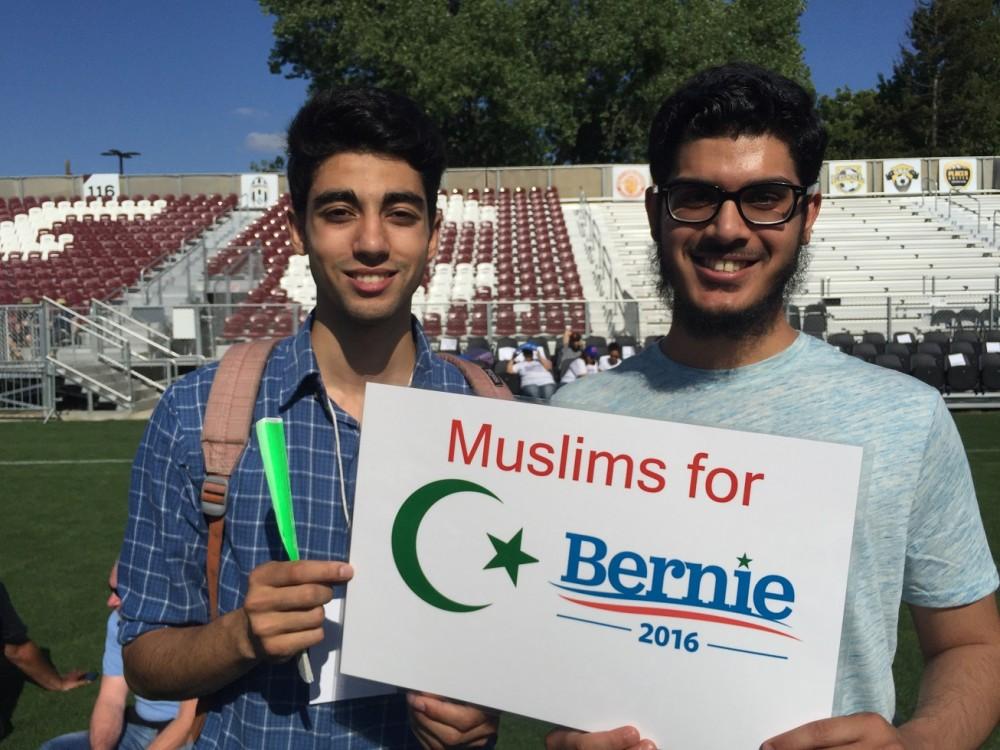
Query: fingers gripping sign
242 560 353 664
545 725 656 750
760 712 906 750
407 691 499 749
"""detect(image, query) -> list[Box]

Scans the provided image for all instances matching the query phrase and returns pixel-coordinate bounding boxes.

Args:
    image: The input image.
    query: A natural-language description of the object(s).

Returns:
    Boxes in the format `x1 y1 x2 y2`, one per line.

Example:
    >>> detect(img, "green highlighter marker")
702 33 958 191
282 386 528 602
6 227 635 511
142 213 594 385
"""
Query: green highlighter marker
255 417 314 684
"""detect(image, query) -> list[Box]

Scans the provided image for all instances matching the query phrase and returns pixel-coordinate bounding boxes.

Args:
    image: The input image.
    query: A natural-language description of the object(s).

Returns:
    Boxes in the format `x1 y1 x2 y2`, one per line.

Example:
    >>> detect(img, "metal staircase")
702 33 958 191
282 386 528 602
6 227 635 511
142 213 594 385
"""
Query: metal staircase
43 298 204 411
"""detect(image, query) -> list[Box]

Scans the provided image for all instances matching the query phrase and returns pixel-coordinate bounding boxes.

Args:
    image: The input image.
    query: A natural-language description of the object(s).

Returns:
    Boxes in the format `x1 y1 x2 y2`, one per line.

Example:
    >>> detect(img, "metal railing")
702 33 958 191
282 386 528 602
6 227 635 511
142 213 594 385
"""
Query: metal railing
4 293 999 415
0 305 54 417
0 301 190 413
945 191 982 235
575 194 620 331
87 298 201 366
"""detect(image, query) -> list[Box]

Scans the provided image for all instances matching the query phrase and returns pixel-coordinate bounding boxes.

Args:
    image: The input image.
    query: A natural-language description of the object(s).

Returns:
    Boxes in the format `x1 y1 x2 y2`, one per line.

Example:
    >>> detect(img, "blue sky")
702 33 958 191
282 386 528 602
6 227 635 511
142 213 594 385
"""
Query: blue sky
1 0 916 177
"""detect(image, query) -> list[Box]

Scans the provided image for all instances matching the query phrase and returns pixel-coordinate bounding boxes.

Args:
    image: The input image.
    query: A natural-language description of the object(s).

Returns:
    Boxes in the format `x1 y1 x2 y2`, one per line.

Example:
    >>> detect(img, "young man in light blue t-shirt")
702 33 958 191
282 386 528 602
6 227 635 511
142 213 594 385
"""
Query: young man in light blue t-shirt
544 63 1000 750
417 63 999 750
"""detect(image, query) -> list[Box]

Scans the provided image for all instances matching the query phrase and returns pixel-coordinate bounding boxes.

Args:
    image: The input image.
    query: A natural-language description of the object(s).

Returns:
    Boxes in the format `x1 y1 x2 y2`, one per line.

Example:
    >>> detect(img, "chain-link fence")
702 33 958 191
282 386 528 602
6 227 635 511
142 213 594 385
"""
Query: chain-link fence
0 305 52 414
3 292 999 416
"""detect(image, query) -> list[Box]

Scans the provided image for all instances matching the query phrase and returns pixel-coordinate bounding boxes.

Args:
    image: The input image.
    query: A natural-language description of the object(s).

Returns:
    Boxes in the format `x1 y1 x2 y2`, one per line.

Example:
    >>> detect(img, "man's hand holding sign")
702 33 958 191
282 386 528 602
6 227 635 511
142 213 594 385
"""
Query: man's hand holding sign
407 692 499 750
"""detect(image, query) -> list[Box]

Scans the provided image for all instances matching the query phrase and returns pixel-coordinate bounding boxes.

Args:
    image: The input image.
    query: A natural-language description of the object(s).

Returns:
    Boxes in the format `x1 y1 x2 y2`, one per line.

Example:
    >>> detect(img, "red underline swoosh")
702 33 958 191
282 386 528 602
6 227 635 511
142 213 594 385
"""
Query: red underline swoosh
560 595 801 641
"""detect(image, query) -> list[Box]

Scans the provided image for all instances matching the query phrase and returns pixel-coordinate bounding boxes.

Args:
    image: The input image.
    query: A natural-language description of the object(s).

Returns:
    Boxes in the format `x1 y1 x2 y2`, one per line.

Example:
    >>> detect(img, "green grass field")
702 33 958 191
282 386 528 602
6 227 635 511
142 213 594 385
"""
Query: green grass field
0 416 997 749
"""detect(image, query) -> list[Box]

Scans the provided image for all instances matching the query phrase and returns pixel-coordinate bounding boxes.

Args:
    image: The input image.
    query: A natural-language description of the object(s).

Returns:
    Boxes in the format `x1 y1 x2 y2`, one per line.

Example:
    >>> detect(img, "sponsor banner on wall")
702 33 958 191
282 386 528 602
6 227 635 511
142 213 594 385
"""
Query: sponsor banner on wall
339 385 861 749
828 161 868 195
239 173 280 208
611 165 651 201
938 158 978 192
81 173 121 200
883 159 923 194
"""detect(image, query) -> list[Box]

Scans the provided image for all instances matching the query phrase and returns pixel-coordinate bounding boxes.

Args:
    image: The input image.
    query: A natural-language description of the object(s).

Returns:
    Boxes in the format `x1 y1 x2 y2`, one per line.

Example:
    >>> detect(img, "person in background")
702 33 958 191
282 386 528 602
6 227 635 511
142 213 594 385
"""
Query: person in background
39 564 196 750
561 345 599 385
0 581 91 693
558 328 584 380
598 342 623 371
507 342 556 399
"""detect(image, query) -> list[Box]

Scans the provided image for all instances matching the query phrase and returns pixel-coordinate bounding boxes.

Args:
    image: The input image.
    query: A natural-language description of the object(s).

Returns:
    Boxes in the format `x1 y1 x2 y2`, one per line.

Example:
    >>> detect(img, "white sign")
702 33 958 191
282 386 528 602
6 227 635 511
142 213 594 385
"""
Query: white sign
171 308 197 340
341 386 862 749
611 165 651 201
883 159 923 194
239 173 280 209
938 158 978 192
82 173 120 200
308 598 395 704
828 161 868 195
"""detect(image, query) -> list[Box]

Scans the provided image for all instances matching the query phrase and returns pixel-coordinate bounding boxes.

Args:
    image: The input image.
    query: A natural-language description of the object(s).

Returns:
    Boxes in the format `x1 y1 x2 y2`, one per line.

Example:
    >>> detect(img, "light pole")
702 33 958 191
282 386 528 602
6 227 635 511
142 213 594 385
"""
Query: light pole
101 149 141 175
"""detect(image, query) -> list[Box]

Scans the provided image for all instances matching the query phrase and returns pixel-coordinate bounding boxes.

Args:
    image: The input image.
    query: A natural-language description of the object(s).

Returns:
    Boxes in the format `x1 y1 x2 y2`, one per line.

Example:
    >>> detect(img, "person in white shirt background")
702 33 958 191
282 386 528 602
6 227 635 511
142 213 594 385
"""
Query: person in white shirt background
507 342 557 399
598 342 623 371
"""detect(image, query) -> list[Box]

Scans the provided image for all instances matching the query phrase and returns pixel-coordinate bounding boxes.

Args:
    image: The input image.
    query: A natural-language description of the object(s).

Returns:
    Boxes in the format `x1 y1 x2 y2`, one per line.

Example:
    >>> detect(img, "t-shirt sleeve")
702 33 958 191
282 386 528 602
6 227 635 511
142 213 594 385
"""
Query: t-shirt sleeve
117 388 211 646
102 611 124 677
0 582 28 646
902 397 999 606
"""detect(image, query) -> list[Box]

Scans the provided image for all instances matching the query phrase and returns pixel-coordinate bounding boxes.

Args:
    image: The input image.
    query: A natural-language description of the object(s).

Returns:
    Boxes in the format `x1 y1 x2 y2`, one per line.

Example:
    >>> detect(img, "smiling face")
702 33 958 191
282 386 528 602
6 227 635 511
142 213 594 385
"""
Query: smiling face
647 135 820 340
288 151 439 328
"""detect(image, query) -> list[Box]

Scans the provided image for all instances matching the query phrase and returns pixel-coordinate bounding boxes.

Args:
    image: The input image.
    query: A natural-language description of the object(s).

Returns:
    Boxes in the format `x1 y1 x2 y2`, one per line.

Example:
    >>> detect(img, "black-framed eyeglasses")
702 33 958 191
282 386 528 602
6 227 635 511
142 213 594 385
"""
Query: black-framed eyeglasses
654 180 816 226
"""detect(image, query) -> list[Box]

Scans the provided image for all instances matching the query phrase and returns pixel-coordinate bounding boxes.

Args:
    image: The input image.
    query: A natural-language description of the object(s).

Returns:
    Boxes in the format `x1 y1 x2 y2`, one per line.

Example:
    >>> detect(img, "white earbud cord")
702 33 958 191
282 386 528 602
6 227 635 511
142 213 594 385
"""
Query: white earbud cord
326 368 414 530
327 395 351 529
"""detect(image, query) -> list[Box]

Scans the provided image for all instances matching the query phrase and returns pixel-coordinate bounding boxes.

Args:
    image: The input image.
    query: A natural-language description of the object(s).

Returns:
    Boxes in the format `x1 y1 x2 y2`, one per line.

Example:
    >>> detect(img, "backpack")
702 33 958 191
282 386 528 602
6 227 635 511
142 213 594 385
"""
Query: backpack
191 339 512 737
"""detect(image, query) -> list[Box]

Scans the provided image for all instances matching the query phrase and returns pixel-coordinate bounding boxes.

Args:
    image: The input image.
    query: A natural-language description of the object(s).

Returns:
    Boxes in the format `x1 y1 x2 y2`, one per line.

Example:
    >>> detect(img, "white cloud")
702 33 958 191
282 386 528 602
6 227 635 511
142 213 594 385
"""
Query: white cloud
233 106 267 118
245 132 286 153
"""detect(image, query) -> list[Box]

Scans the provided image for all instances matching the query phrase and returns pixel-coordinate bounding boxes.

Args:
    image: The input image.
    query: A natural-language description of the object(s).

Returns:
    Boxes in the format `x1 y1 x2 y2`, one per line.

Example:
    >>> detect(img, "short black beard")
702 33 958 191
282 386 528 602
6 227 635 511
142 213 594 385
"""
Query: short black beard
652 233 811 341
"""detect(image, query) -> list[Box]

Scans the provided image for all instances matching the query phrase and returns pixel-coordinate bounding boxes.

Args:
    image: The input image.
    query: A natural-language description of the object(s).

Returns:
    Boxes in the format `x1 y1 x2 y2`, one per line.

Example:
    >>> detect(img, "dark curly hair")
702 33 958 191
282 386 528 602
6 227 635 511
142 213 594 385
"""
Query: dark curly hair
648 62 827 187
286 87 446 221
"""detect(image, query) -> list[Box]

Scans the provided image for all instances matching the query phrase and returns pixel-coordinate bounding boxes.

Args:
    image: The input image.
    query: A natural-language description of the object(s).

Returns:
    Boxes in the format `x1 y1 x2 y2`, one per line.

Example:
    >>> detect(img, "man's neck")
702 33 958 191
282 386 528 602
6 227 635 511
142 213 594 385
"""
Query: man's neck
311 307 417 421
660 315 798 370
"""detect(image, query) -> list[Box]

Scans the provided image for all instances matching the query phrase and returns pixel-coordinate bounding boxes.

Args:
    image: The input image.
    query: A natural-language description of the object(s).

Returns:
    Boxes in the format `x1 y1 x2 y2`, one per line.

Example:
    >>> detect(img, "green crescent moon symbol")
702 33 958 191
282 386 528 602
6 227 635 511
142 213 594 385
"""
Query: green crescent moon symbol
391 478 500 613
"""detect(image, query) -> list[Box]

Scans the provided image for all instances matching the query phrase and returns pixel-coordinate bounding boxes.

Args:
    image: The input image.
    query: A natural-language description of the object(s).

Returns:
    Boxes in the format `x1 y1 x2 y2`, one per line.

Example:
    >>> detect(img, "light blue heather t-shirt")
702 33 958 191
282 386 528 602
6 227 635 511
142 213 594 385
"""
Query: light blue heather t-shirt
103 609 180 723
551 332 998 720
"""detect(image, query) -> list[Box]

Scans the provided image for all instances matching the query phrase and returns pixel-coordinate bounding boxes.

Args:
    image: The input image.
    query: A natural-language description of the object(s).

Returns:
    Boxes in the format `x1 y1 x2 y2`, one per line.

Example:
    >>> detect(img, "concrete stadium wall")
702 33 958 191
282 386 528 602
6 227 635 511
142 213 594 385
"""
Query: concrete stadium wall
442 165 605 196
1 158 996 200
0 174 291 200
820 158 998 192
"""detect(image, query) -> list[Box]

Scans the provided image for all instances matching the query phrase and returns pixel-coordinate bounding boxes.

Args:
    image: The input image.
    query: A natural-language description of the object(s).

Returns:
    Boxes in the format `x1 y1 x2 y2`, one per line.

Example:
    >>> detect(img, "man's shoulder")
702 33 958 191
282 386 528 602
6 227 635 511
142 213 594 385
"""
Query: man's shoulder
422 354 476 395
160 337 298 412
155 360 221 428
795 334 943 404
551 349 653 406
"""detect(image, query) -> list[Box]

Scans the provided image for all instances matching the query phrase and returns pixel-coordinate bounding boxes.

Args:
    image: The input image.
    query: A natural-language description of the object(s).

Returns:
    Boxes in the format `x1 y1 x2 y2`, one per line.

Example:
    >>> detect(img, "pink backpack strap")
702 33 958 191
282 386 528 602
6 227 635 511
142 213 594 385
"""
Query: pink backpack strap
199 338 280 617
437 352 514 400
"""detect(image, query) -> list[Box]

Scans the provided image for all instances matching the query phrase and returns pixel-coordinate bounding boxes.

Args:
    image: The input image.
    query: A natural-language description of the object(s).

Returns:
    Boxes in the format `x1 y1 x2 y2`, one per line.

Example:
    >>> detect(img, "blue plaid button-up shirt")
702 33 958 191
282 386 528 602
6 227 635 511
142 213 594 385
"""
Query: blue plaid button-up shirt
118 315 471 748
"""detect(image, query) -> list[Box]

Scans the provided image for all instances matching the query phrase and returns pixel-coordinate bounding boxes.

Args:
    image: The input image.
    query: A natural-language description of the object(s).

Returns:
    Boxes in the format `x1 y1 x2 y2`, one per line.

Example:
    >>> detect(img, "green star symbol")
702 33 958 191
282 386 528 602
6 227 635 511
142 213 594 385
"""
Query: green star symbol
737 553 752 569
484 529 538 586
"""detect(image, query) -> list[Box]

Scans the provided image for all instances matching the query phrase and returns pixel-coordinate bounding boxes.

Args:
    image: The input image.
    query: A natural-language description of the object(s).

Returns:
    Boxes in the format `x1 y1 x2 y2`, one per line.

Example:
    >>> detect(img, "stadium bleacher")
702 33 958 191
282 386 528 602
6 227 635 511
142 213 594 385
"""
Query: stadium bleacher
2 180 999 411
0 193 237 310
211 185 587 341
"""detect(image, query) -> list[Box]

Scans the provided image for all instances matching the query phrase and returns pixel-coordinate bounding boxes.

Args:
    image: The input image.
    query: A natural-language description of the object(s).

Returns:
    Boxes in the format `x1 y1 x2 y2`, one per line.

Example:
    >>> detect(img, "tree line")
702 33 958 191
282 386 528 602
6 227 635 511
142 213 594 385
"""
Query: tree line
257 0 999 169
819 0 1000 159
